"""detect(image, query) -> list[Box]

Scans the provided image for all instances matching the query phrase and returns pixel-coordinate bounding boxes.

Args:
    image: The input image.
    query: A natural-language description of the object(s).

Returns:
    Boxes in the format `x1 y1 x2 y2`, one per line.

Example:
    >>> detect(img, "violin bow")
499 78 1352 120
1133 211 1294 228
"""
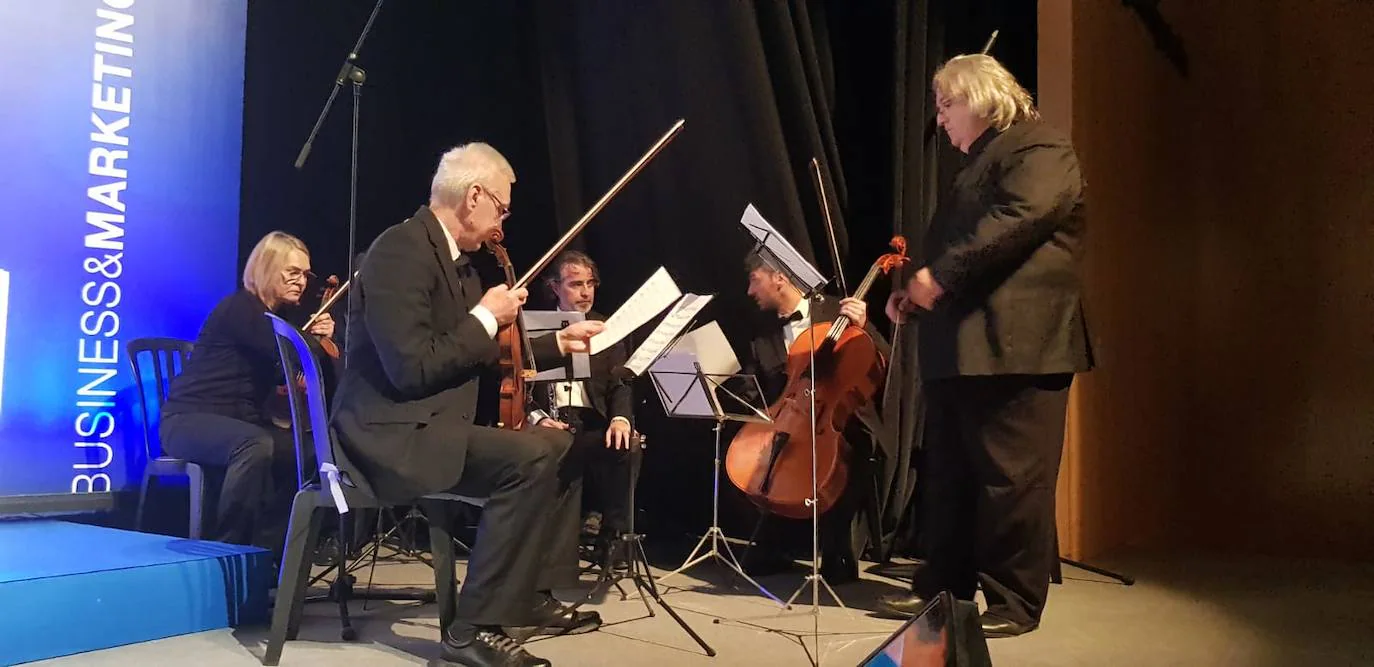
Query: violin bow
303 270 359 330
810 157 849 297
514 119 685 288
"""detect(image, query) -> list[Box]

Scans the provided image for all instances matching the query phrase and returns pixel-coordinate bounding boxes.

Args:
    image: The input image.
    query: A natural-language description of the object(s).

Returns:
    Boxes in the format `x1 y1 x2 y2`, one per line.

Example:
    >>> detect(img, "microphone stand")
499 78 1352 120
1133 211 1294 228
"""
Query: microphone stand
294 0 386 351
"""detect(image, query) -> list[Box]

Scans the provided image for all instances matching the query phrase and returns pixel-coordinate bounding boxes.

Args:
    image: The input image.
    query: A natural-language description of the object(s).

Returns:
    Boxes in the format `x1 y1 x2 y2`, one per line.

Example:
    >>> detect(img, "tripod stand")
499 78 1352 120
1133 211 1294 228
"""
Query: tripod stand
294 0 384 346
657 416 782 605
526 431 716 656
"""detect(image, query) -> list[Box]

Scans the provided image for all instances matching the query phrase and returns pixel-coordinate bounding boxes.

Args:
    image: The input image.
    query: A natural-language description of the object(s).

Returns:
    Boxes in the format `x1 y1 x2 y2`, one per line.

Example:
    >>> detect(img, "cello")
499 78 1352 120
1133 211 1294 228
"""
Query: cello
725 237 910 519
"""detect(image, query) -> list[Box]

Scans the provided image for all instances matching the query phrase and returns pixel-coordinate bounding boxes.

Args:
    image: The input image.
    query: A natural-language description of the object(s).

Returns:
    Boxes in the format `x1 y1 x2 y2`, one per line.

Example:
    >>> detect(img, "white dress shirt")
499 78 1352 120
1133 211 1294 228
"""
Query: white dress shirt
781 296 812 348
436 218 498 338
551 379 589 410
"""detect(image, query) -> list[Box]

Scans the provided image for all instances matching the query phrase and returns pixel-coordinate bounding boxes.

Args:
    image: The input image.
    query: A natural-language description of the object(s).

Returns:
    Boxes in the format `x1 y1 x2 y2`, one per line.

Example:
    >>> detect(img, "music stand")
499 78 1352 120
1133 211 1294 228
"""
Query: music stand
738 204 848 616
522 307 717 657
523 309 592 407
649 352 782 605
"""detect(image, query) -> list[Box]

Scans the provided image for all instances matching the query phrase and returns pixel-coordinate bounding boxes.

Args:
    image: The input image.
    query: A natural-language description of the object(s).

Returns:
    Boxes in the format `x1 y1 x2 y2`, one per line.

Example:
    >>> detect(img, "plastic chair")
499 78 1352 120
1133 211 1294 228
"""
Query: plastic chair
263 312 472 665
127 337 204 540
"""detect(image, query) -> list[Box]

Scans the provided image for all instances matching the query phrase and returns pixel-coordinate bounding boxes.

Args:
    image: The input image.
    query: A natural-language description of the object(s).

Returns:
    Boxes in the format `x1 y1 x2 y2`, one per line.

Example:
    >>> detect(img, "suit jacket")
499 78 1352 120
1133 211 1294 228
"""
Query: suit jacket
740 295 890 445
919 120 1094 379
526 310 632 426
330 206 561 502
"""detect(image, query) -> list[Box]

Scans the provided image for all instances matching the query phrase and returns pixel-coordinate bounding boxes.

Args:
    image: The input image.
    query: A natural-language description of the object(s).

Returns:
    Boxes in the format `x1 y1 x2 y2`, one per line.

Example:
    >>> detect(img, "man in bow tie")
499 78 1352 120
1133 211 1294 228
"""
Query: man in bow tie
734 252 891 584
528 250 637 564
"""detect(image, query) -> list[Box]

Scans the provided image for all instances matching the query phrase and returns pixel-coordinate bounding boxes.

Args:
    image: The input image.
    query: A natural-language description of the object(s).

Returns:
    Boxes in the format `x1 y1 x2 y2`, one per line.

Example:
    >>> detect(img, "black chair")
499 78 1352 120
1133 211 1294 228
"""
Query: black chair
263 313 472 666
127 337 203 539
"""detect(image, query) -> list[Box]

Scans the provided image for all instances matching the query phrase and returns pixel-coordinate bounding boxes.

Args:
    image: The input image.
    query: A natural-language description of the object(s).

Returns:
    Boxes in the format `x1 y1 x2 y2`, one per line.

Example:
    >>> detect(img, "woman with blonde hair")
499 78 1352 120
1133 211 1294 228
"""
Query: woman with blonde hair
160 231 334 558
879 54 1093 637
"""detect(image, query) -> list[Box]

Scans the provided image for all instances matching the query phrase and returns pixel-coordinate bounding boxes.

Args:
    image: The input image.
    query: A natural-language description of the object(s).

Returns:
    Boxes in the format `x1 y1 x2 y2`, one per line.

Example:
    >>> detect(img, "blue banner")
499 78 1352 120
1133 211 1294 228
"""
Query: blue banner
0 1 246 496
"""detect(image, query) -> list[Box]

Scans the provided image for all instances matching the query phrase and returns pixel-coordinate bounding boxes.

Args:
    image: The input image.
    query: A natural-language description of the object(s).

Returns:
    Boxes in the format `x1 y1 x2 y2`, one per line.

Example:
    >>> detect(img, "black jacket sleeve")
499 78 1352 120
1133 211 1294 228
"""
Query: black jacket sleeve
224 292 285 364
928 141 1083 293
361 229 500 398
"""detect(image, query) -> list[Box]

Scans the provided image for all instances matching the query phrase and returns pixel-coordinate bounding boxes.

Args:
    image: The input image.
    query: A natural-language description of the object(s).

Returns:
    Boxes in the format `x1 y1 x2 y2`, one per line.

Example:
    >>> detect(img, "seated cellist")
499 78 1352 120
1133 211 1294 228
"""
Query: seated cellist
732 251 891 584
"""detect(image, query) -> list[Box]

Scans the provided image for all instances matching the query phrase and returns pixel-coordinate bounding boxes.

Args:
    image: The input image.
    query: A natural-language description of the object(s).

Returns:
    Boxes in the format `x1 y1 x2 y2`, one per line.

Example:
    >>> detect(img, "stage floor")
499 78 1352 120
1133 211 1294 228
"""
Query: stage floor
24 543 1374 666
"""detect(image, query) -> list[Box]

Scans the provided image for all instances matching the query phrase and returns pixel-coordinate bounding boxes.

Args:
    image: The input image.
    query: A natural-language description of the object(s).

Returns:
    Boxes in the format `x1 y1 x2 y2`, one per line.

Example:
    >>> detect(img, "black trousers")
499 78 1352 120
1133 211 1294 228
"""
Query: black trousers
561 407 635 535
430 421 577 628
912 373 1072 626
159 412 299 559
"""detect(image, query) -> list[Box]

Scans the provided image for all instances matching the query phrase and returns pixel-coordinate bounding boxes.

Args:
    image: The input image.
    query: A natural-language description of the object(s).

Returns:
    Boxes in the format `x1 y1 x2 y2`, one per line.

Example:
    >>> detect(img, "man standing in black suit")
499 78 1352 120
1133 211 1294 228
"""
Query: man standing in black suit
878 54 1094 638
331 142 603 666
737 253 891 584
527 251 636 555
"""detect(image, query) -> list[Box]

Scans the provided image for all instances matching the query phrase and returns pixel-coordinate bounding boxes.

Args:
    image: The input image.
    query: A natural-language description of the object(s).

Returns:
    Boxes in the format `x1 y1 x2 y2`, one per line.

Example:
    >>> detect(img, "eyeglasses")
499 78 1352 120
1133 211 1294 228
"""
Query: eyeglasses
282 268 315 284
478 185 511 221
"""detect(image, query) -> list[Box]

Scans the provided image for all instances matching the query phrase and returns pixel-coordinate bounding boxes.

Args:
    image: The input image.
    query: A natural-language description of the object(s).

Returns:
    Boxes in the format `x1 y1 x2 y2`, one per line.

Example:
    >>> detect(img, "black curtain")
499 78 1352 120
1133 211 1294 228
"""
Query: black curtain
240 0 564 296
239 0 1036 560
534 0 953 556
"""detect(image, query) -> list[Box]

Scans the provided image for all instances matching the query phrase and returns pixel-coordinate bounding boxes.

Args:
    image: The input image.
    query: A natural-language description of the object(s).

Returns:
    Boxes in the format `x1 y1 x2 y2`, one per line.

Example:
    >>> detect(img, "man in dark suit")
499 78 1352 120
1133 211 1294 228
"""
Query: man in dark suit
331 142 603 666
736 253 891 584
526 251 636 555
878 54 1094 638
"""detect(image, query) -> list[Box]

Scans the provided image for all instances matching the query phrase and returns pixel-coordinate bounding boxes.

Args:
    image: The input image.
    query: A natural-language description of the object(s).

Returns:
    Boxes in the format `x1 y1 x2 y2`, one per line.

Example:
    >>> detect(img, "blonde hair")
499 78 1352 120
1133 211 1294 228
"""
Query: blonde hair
430 142 517 207
933 54 1039 131
242 231 308 304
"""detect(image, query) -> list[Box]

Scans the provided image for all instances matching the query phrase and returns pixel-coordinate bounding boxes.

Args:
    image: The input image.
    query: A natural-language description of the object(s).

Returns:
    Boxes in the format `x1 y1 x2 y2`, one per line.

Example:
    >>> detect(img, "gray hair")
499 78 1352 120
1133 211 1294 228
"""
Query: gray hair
429 142 516 207
933 54 1039 131
242 231 308 303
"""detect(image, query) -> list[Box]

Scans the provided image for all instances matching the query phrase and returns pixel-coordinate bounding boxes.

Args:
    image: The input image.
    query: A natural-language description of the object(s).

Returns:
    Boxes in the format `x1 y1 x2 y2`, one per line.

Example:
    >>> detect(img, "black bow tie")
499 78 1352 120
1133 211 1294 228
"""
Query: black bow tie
779 311 803 324
453 254 470 268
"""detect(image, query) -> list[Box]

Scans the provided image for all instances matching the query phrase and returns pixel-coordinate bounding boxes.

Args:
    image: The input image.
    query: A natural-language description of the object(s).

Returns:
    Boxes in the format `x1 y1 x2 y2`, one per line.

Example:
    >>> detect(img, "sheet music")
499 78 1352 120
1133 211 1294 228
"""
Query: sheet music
589 267 682 355
649 351 716 418
666 320 740 377
739 203 827 293
623 293 714 376
521 310 590 381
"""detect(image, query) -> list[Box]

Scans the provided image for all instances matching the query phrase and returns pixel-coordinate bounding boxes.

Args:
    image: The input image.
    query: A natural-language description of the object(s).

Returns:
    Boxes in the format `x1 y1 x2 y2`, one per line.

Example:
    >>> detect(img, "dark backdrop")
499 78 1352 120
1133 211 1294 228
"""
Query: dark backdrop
239 0 1035 556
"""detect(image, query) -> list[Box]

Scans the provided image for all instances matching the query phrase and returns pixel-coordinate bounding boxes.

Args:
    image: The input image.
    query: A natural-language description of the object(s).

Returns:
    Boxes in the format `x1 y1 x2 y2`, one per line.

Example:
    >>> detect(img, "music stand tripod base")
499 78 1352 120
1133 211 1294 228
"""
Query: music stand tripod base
649 367 784 607
521 436 716 657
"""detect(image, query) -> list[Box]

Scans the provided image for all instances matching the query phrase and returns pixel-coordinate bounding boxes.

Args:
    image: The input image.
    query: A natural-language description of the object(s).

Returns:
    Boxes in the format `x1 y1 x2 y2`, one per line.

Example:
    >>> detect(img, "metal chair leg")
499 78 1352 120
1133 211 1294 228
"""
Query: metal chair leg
187 465 205 540
134 473 152 532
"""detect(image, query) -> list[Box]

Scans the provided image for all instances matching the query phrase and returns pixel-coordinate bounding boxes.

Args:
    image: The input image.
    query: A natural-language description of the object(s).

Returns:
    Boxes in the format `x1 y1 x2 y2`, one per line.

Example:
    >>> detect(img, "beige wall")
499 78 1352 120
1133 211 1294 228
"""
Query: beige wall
1041 0 1374 560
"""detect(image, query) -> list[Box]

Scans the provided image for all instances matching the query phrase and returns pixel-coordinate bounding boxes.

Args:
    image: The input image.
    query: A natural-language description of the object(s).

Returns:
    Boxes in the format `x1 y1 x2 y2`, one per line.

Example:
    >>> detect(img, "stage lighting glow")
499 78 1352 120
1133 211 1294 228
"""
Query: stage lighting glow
0 269 8 418
0 1 246 498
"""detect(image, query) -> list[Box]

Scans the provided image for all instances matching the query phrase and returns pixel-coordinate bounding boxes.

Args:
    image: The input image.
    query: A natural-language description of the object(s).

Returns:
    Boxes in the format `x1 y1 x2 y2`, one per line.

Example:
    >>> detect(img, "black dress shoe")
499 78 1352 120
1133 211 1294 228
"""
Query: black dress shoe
980 613 1037 638
504 599 602 640
441 627 549 667
819 557 860 585
875 592 930 618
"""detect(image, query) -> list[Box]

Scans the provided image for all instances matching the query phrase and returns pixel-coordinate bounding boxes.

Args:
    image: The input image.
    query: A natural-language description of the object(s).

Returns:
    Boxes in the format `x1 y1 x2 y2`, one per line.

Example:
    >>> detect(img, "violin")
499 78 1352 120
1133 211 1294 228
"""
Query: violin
480 118 686 432
269 273 352 429
484 232 539 430
309 275 343 359
724 236 909 519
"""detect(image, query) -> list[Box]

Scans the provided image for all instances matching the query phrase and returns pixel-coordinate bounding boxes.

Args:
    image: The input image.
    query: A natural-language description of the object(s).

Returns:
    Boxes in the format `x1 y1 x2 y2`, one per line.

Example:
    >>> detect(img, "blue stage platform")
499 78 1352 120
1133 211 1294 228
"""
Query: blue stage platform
0 519 272 665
